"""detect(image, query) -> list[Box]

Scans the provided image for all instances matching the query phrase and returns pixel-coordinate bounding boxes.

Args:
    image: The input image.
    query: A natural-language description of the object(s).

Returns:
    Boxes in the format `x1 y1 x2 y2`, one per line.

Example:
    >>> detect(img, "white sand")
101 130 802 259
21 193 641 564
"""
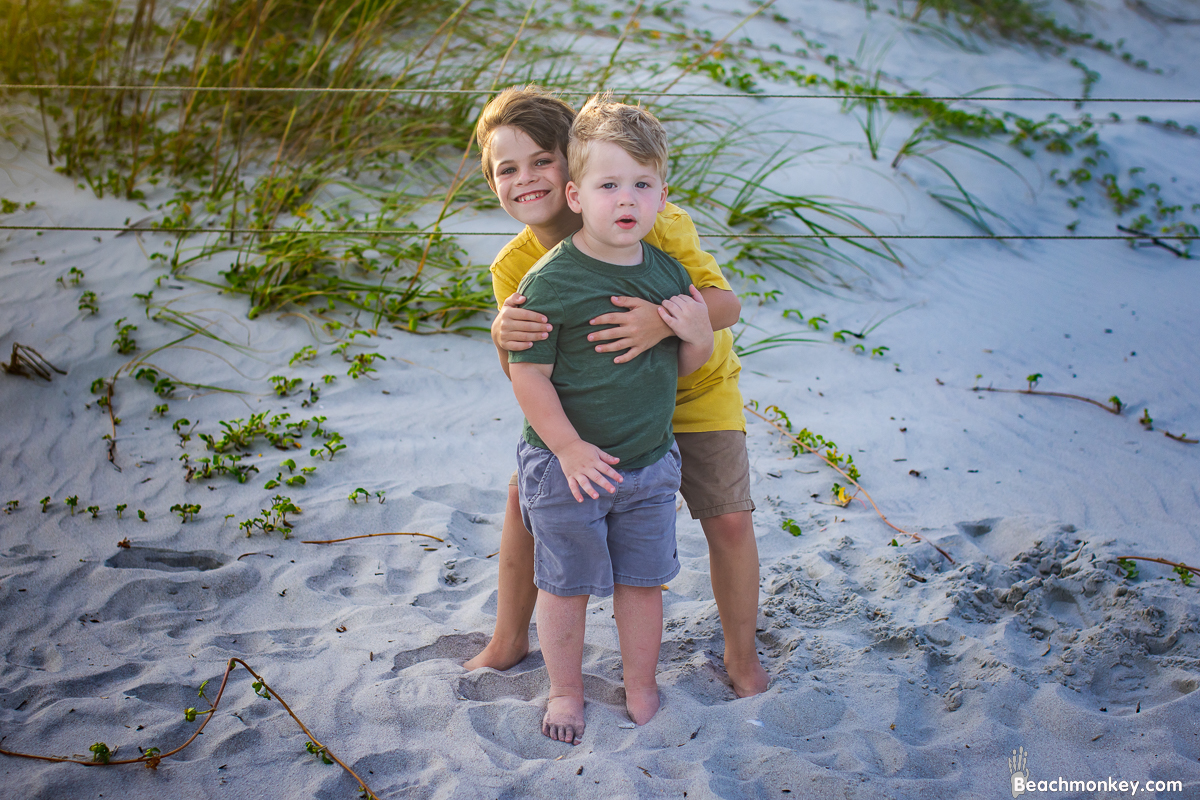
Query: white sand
3 0 1200 797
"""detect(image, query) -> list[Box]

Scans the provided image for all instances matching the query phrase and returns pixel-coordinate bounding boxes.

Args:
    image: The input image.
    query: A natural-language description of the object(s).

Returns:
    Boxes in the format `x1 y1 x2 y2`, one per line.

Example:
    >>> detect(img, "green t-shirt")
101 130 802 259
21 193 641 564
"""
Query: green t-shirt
509 237 691 469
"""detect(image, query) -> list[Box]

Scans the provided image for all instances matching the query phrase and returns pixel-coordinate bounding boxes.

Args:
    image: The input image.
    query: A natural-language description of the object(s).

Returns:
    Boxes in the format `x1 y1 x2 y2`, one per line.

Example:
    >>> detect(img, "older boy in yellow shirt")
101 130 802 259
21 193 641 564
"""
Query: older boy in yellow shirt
466 86 768 698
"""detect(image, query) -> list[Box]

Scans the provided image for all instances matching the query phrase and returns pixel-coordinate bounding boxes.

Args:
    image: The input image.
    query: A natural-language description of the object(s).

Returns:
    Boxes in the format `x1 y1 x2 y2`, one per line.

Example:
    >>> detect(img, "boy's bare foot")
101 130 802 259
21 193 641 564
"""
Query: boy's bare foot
624 684 661 725
463 637 529 671
542 690 585 744
725 649 769 697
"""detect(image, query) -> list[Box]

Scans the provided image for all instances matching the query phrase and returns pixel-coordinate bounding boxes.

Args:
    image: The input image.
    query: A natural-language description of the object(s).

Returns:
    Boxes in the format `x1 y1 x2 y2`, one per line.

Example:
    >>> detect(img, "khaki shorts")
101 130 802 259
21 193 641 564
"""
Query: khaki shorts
675 430 755 520
510 430 753 521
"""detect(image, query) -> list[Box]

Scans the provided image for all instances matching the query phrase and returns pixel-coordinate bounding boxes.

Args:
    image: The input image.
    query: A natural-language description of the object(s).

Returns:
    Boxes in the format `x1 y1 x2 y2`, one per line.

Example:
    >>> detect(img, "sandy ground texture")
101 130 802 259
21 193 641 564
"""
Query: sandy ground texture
3 0 1200 797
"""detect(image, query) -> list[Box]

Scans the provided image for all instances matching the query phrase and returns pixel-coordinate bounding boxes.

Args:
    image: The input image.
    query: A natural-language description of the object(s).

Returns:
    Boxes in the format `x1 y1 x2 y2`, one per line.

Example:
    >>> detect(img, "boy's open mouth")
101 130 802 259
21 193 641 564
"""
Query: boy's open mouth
515 190 550 203
616 216 637 230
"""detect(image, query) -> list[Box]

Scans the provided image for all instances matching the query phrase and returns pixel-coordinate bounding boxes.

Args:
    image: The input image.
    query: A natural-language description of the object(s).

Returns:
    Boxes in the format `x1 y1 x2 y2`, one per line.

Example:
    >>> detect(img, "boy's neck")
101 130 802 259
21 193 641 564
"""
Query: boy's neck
571 229 644 266
529 208 583 251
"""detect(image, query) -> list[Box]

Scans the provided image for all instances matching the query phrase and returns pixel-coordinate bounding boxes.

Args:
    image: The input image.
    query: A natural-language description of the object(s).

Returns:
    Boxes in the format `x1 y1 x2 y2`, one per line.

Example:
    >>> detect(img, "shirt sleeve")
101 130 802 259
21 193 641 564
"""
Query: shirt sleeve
490 230 545 309
507 273 562 365
654 205 731 292
491 266 521 311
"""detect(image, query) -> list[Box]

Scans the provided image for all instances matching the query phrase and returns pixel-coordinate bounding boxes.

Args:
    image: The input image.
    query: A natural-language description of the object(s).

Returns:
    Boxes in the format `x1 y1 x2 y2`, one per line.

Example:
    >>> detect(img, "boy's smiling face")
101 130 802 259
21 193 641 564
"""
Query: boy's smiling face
489 125 573 234
565 140 667 265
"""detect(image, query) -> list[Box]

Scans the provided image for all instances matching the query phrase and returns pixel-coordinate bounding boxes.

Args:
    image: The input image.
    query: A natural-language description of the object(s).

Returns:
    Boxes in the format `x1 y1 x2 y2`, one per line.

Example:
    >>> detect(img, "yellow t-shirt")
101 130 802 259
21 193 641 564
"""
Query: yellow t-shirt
490 202 745 433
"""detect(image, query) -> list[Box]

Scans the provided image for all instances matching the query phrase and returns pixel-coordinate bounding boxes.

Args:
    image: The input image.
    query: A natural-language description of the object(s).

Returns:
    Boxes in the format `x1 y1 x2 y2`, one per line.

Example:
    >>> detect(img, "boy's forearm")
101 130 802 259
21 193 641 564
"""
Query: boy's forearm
491 313 513 379
495 341 513 379
677 339 714 378
700 287 741 331
509 363 582 453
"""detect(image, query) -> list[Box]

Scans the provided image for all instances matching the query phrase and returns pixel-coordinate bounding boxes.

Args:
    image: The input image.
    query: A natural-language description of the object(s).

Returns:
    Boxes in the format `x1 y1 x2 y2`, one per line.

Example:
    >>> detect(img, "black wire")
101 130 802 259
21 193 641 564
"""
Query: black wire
1 84 1199 103
0 224 1192 240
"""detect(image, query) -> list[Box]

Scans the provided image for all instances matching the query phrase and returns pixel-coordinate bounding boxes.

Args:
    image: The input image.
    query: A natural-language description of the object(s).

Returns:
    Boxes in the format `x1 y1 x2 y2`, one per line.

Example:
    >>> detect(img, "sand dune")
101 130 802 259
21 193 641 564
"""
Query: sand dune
3 0 1200 796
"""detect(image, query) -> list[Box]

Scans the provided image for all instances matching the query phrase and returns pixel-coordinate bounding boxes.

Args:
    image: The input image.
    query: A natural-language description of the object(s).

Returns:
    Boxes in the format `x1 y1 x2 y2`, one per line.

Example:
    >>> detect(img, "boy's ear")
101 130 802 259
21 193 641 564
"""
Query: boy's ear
565 180 583 214
657 182 669 213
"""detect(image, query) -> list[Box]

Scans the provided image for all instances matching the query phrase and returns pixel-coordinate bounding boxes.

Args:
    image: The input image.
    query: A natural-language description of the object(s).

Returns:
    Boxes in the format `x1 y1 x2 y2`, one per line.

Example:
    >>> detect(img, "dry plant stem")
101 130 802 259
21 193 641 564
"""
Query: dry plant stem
972 386 1121 414
745 404 954 563
231 659 379 800
0 658 380 800
364 0 471 120
102 377 119 470
1163 431 1198 444
1118 555 1200 574
22 0 54 165
597 0 645 88
659 0 778 94
1116 225 1190 258
2 344 66 380
410 0 536 287
302 531 445 544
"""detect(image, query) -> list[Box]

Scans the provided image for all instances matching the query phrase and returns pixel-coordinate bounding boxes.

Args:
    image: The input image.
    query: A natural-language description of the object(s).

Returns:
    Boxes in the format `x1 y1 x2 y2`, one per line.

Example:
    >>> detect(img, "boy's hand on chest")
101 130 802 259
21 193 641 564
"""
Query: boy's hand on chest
585 296 672 364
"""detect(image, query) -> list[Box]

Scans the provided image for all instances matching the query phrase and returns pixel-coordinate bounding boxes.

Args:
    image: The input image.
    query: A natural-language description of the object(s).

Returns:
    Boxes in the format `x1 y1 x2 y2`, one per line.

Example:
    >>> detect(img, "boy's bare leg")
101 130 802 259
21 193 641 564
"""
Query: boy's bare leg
613 583 663 724
464 485 538 671
701 510 769 697
536 590 589 744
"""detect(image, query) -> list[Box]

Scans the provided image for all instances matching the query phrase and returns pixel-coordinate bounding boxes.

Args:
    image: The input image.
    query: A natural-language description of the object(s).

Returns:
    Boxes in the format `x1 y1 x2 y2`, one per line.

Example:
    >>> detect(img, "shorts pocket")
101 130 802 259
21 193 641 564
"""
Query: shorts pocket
530 454 560 507
518 442 558 508
666 443 682 479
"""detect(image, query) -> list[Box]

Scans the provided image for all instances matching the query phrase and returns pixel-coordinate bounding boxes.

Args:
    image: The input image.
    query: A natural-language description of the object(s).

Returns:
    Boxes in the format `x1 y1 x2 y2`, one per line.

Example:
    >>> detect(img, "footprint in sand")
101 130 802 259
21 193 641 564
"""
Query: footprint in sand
459 666 625 762
104 547 226 572
391 632 492 671
412 483 507 515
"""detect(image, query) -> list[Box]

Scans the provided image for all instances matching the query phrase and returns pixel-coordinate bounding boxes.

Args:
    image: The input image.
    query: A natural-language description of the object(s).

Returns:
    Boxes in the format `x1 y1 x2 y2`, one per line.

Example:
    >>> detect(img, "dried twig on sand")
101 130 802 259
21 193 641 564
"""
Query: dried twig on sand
2 343 66 381
1117 225 1191 259
303 531 444 545
0 657 380 799
969 382 1123 415
746 403 954 563
1116 555 1200 576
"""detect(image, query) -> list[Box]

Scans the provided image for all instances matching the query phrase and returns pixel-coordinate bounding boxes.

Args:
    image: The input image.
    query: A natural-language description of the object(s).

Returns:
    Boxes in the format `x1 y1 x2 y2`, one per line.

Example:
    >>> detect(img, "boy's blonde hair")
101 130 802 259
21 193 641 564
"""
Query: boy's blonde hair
568 93 669 184
475 85 576 190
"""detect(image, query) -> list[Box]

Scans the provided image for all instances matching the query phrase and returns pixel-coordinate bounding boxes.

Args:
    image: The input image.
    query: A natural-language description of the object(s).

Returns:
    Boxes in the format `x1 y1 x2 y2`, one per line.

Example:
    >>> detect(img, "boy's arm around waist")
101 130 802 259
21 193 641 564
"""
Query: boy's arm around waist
509 362 624 502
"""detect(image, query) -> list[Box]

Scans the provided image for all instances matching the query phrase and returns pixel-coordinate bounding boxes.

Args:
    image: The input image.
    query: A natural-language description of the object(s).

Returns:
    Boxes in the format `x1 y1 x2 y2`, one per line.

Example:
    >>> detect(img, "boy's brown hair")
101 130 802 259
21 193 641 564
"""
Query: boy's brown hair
475 85 576 190
568 93 669 184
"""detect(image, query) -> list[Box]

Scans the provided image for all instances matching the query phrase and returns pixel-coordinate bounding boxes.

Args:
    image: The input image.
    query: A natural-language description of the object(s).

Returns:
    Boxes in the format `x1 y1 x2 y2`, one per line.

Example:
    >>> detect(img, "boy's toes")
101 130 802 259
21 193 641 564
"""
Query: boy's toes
542 694 585 745
542 719 583 745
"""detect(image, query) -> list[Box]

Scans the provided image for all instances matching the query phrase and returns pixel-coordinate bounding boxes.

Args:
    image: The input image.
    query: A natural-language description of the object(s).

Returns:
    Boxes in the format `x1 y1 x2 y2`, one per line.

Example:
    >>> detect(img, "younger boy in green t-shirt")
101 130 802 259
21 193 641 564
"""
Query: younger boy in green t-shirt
468 86 768 701
509 95 713 744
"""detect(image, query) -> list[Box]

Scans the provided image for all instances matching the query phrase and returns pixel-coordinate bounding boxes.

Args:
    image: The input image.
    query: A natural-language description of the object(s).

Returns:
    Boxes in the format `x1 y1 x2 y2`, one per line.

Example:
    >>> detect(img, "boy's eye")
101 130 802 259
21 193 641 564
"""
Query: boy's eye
601 182 616 189
535 159 552 166
636 181 650 189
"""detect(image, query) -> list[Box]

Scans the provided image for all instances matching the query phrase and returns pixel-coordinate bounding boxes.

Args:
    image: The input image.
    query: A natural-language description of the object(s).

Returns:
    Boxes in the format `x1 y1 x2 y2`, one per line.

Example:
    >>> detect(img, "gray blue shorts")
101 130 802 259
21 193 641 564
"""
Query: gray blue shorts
517 439 682 598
